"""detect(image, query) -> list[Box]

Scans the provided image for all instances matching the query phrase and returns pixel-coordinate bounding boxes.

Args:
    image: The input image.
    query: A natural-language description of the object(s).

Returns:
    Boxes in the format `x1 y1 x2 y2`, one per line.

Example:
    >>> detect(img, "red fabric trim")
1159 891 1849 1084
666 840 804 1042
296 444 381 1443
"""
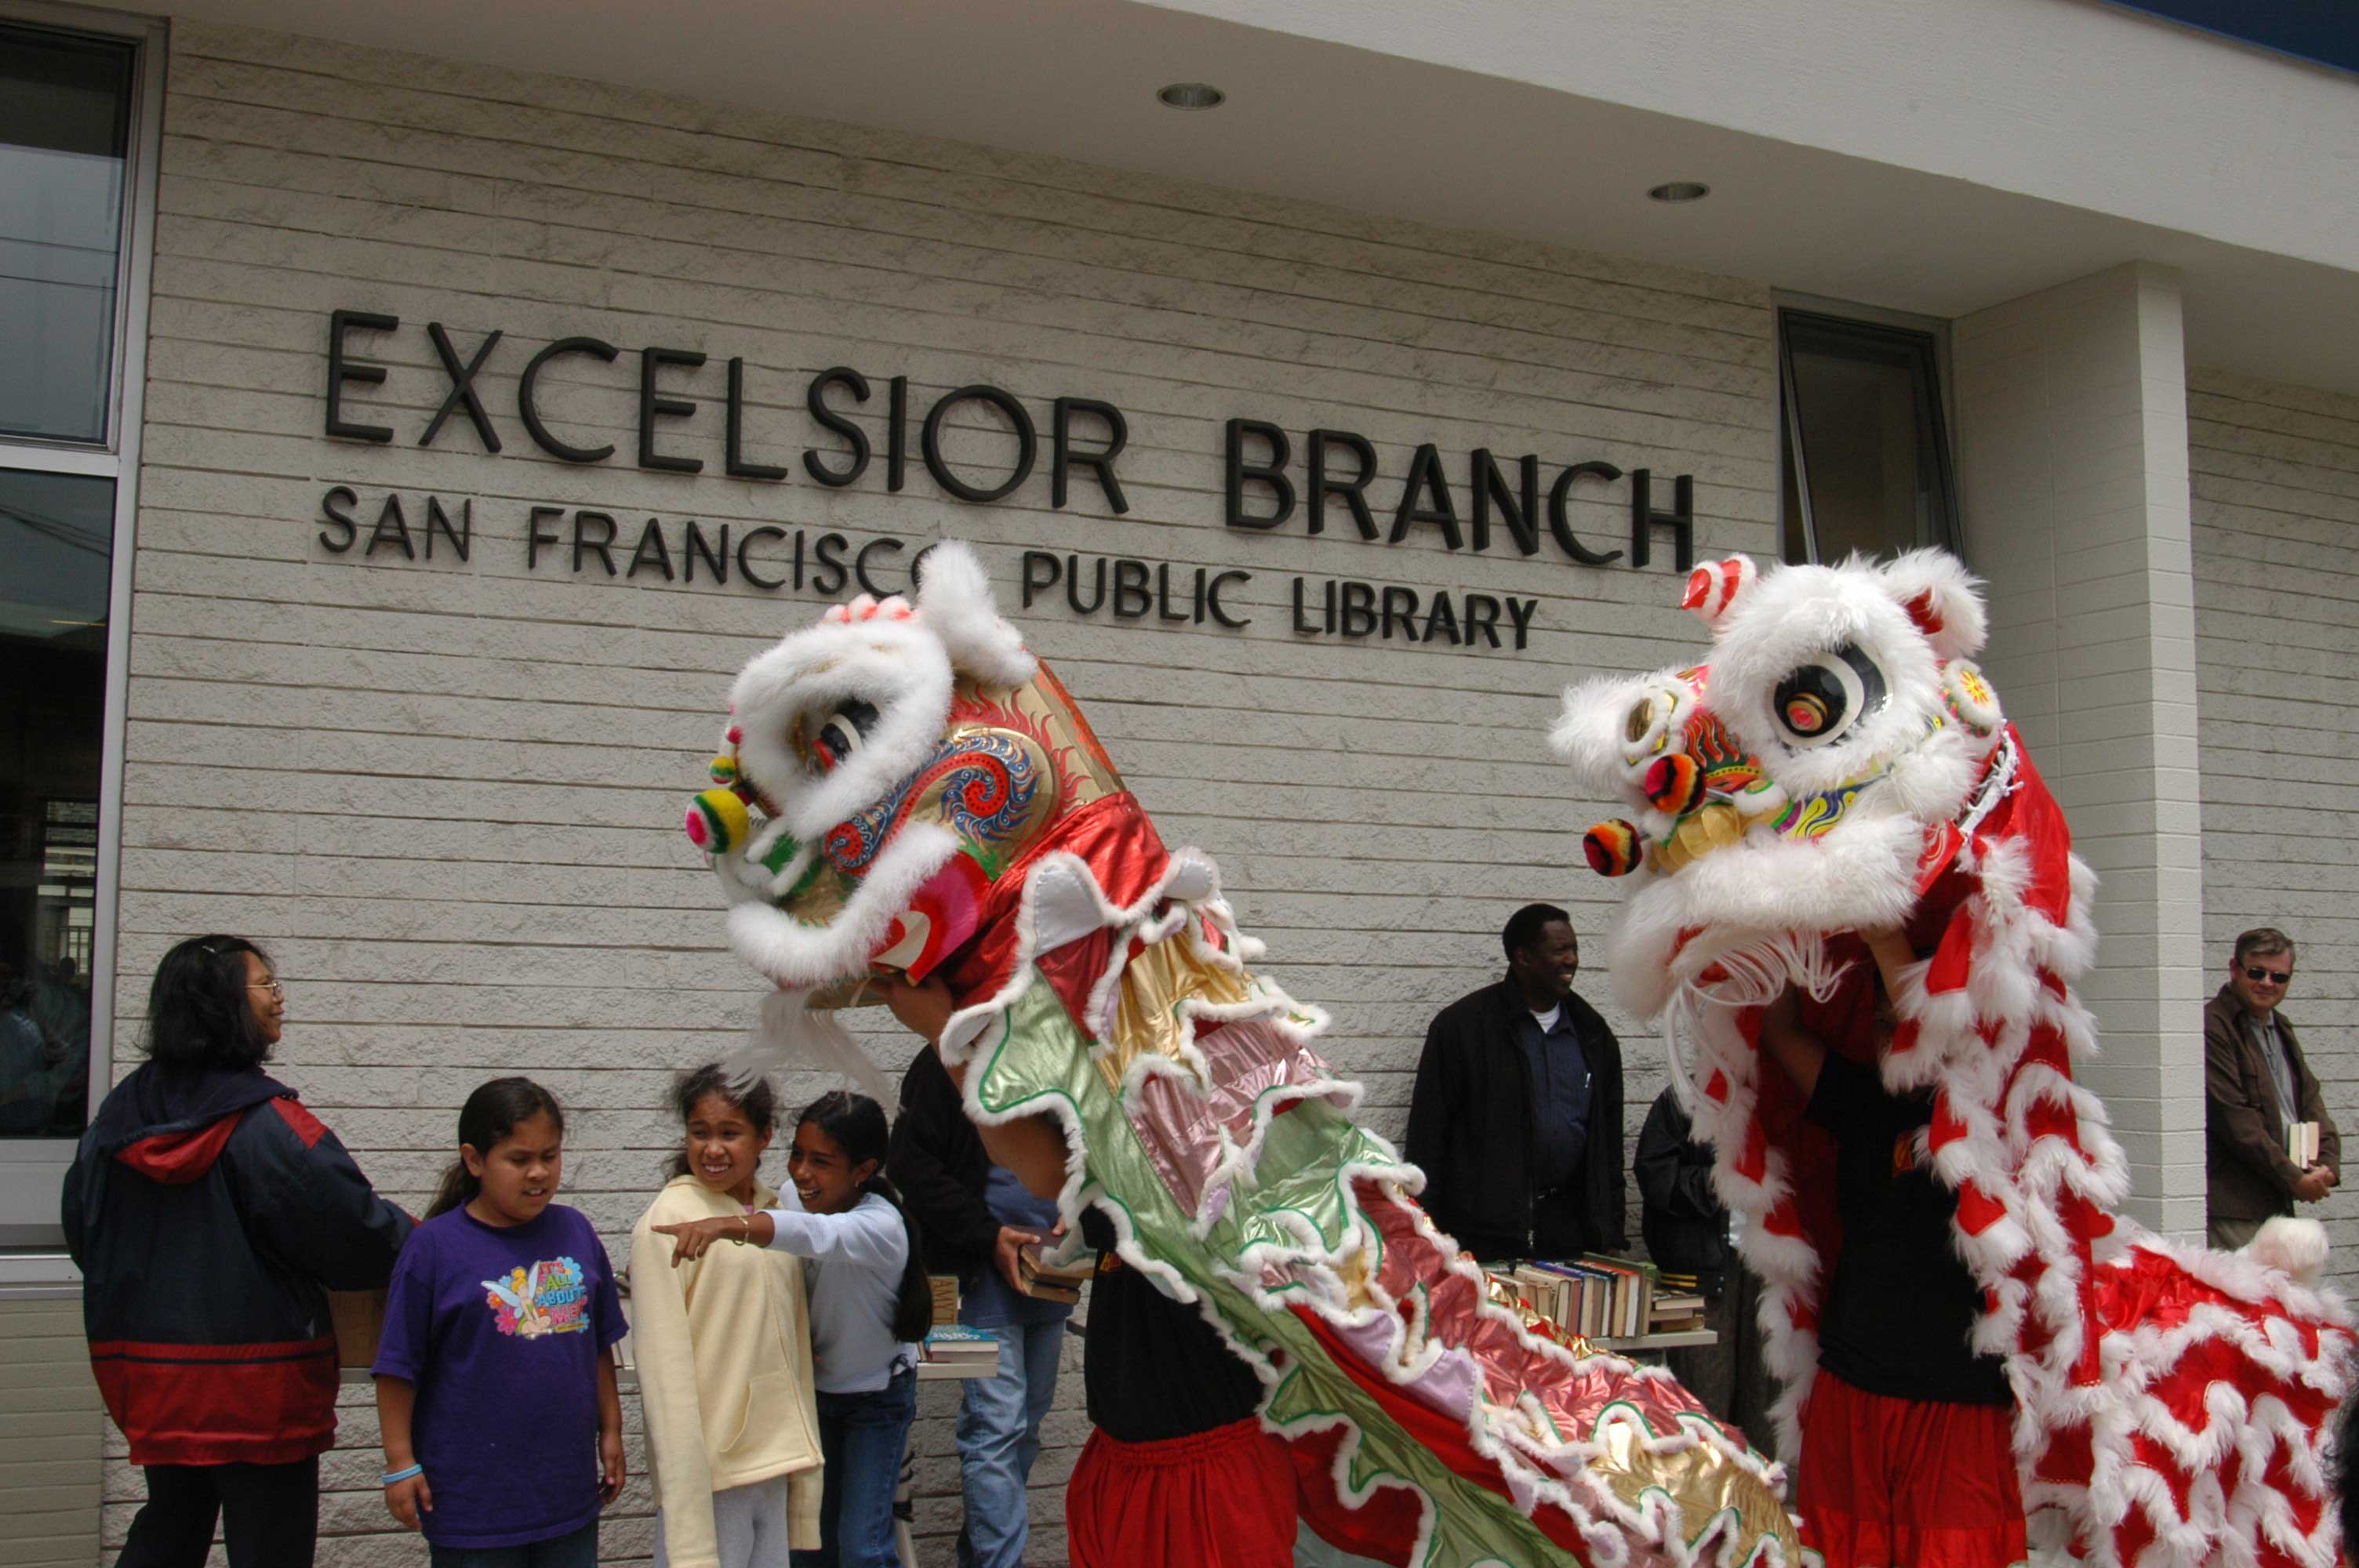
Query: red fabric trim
91 1335 338 1467
1733 1117 1767 1183
1925 905 1976 993
1288 1308 1592 1558
1993 732 2073 925
1914 820 1964 895
268 1095 327 1149
1953 1179 2007 1237
1928 1093 1970 1153
114 1116 244 1184
1289 1421 1422 1567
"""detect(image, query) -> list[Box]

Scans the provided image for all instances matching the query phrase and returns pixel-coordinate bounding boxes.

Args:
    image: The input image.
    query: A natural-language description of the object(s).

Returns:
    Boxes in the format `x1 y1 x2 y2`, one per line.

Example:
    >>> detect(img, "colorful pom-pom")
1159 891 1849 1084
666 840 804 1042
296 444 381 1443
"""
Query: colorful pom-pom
1642 753 1707 816
708 753 740 786
685 787 751 855
1583 819 1643 877
1941 659 2003 739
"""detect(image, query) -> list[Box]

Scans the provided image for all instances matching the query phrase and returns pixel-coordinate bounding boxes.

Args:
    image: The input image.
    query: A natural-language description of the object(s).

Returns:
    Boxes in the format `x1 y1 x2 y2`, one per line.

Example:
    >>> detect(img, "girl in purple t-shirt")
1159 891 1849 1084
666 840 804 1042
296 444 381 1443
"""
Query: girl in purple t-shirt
374 1078 628 1568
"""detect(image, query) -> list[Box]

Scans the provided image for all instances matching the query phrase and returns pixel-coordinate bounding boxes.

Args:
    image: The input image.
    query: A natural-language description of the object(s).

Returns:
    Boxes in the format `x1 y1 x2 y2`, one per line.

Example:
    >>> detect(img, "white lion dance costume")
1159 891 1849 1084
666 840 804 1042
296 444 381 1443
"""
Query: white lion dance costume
682 543 1801 1567
1554 550 2354 1567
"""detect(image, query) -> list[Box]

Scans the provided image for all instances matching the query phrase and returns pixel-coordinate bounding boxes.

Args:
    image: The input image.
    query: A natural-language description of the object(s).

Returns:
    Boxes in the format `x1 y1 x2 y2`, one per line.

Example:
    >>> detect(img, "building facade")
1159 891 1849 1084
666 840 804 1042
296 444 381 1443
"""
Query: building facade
2 2 2353 1562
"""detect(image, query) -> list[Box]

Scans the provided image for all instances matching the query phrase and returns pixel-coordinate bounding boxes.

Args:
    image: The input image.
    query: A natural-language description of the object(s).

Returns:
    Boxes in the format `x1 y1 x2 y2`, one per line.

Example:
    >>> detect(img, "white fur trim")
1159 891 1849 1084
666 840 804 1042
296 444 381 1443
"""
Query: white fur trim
722 821 959 989
2246 1217 2330 1290
1877 546 1990 661
728 618 956 844
914 539 1037 688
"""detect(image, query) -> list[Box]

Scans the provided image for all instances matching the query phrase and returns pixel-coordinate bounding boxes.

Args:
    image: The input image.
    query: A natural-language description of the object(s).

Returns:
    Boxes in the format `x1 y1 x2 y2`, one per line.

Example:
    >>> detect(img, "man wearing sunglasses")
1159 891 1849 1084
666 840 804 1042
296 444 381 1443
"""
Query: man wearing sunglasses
2205 927 2339 1249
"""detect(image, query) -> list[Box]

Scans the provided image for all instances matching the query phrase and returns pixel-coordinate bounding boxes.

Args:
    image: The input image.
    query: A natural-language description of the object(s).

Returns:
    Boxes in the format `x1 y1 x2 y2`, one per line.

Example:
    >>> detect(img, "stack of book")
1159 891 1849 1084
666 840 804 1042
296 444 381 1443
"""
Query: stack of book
921 1323 1001 1369
1485 1254 1659 1341
928 1274 961 1327
1016 1246 1092 1305
1648 1272 1708 1335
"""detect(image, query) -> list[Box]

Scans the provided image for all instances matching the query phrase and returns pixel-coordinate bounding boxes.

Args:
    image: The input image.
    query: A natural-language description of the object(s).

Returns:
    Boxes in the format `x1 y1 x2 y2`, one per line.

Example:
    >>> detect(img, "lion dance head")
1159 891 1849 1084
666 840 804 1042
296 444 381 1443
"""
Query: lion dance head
1556 550 2354 1568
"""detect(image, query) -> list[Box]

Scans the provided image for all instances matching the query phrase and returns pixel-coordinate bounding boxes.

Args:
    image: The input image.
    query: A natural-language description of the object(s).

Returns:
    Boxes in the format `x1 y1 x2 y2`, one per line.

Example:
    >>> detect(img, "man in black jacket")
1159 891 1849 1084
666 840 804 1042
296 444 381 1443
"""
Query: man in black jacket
1405 903 1624 1261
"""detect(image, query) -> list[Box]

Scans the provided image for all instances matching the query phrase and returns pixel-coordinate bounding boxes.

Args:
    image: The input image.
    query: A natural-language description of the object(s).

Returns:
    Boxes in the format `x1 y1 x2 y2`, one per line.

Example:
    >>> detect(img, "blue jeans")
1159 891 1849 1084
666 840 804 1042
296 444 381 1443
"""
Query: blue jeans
428 1521 598 1568
955 1319 1065 1568
792 1364 918 1568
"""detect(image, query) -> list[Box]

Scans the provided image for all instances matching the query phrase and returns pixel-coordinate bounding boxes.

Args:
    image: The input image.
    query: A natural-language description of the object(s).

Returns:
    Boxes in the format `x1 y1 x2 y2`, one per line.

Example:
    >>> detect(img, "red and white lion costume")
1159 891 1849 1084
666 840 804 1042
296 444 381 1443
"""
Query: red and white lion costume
1554 550 2354 1567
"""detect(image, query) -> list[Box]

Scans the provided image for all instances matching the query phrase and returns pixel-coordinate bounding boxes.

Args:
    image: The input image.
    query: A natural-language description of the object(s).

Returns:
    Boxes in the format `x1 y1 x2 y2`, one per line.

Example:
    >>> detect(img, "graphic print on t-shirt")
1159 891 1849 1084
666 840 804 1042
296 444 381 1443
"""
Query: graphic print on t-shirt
480 1257 589 1338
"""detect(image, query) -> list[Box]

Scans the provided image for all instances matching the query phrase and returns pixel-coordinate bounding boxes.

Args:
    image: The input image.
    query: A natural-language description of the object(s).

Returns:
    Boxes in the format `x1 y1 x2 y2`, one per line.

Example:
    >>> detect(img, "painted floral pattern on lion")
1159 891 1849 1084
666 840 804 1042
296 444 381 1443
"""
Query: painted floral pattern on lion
1554 549 2354 1568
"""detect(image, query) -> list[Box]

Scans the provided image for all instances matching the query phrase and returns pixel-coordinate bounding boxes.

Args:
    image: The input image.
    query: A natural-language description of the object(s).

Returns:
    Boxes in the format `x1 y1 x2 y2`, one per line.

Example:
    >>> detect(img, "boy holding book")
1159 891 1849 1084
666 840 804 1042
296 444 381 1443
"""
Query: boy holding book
889 1050 1071 1568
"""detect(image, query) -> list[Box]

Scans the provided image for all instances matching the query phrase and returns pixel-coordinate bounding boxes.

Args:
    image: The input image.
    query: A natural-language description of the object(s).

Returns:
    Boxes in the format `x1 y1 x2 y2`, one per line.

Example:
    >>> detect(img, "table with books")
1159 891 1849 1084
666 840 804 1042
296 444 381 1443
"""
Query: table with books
1482 1254 1717 1355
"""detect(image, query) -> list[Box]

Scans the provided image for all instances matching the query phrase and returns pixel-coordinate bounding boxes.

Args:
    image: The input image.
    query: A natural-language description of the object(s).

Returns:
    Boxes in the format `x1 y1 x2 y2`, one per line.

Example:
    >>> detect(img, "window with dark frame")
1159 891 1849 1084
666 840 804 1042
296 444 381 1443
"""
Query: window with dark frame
0 9 152 1226
0 21 133 445
1778 309 1961 566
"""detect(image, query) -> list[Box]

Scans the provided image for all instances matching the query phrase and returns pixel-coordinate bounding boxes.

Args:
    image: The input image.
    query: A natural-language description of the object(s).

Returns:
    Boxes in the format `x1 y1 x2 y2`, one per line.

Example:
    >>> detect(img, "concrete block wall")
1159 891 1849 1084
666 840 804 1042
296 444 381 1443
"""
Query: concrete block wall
114 20 1780 1561
0 1299 105 1568
1950 262 2207 1239
2186 367 2359 1288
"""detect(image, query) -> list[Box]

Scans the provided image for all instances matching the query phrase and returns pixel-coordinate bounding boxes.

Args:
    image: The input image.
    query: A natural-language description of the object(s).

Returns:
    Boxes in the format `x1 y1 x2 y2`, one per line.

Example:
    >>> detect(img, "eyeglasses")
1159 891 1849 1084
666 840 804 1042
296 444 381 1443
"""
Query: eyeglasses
2242 966 2291 985
248 978 285 1000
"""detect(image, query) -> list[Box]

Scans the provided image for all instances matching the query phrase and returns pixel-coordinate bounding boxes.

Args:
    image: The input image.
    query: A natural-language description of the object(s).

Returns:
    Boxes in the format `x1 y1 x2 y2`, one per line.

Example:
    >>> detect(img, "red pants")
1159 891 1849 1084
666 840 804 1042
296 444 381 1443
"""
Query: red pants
1067 1418 1296 1568
1797 1370 2026 1568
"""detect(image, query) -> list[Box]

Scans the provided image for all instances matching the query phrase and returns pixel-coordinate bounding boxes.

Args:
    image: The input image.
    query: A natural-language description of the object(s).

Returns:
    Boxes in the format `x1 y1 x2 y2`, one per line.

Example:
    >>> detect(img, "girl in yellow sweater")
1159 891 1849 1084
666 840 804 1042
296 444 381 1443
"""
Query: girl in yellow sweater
632 1066 823 1568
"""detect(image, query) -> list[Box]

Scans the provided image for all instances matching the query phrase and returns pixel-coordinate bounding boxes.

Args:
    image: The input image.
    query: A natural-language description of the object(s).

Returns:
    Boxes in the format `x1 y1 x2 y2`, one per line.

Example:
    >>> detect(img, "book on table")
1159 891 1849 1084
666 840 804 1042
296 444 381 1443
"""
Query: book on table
1648 1290 1707 1334
1487 1254 1676 1341
1532 1261 1610 1338
1579 1254 1657 1339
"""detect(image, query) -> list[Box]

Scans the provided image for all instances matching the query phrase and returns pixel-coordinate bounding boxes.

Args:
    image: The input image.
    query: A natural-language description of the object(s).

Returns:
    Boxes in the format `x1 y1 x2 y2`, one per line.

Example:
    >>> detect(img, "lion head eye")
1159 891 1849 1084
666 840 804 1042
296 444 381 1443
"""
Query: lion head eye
807 698 880 775
1771 644 1887 749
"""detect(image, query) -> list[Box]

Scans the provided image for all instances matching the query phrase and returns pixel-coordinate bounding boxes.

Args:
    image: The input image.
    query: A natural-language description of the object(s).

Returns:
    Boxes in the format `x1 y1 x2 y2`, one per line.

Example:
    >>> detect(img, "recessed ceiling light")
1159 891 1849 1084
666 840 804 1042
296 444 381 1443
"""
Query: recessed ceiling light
1648 181 1710 203
1157 82 1226 111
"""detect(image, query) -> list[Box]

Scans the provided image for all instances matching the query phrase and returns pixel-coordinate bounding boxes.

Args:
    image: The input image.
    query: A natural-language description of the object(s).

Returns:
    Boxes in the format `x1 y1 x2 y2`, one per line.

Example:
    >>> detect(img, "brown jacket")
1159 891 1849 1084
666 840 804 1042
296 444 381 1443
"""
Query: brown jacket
2204 985 2339 1223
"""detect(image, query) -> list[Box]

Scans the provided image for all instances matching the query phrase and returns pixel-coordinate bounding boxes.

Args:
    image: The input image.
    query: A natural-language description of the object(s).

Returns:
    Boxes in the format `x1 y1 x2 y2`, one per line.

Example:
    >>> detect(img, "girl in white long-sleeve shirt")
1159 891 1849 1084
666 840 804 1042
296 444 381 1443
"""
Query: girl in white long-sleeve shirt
657 1091 933 1568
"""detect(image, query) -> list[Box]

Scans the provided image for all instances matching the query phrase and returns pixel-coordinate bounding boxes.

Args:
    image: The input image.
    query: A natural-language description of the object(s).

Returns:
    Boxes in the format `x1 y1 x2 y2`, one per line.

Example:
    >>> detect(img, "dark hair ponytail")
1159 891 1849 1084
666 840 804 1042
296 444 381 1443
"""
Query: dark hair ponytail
798 1090 934 1343
429 1077 565 1219
667 1064 778 1180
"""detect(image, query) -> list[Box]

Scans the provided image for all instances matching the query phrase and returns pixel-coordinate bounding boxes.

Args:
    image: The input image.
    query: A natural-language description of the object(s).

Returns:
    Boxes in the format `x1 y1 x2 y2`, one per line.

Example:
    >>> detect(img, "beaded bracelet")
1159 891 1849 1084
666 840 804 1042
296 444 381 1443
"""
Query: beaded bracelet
382 1463 423 1486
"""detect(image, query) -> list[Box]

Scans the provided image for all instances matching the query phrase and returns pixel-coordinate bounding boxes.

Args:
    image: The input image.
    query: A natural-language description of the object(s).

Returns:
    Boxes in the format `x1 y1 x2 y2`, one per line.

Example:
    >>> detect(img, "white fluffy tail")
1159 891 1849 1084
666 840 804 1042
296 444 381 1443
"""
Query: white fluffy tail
724 988 894 1105
2244 1214 2330 1289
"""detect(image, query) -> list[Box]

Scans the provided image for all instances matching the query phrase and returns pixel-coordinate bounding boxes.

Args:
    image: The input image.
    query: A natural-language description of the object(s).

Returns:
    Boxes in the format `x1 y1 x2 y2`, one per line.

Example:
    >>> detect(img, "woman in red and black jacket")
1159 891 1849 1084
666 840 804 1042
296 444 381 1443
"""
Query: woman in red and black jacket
63 935 412 1568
